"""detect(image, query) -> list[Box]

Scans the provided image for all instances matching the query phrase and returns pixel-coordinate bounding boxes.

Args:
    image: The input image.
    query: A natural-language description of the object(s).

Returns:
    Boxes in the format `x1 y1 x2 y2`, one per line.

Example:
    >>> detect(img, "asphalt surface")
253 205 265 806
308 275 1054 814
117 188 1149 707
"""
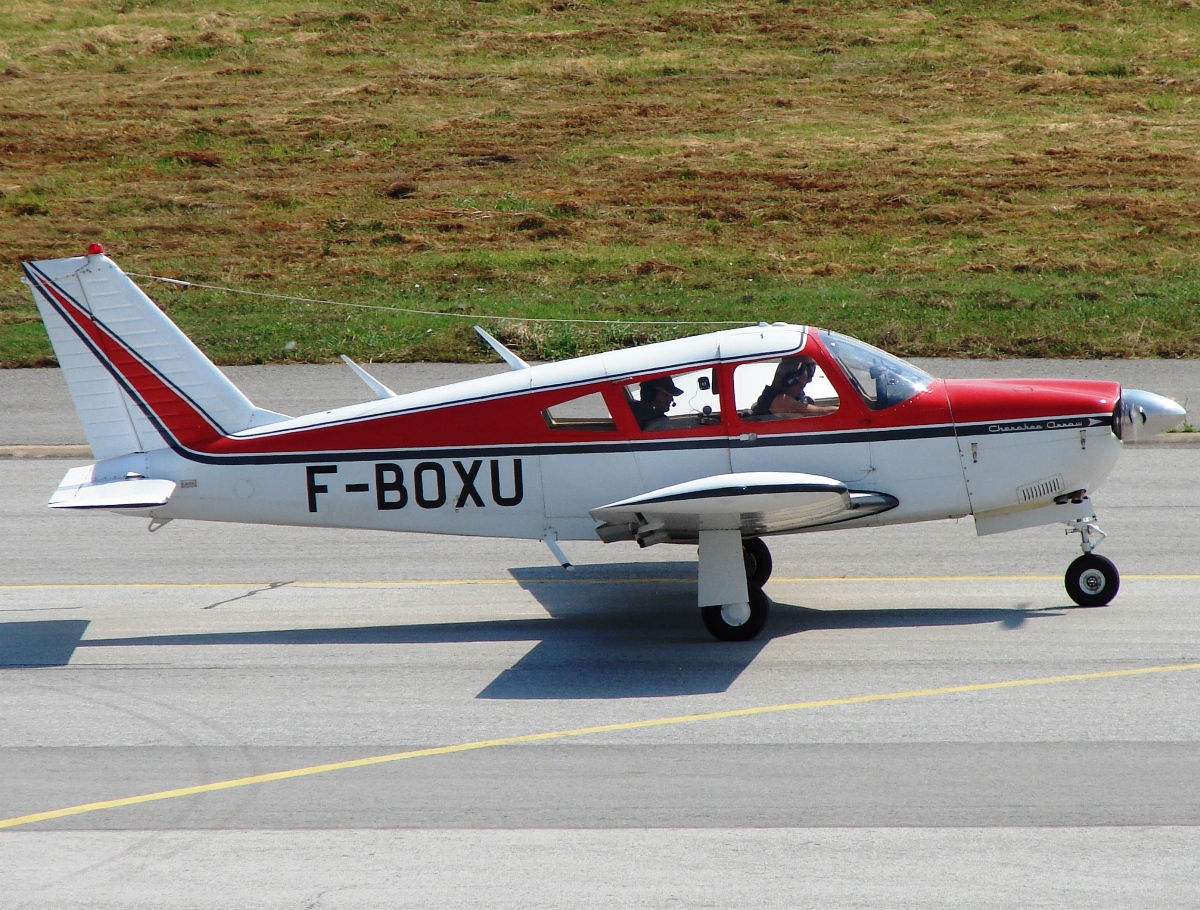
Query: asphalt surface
2 361 1199 907
2 432 1199 907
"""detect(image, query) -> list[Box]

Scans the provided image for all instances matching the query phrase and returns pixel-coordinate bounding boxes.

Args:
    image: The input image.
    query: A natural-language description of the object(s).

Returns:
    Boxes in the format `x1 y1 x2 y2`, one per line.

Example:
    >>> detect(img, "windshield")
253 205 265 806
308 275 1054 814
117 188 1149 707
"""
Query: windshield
819 330 933 411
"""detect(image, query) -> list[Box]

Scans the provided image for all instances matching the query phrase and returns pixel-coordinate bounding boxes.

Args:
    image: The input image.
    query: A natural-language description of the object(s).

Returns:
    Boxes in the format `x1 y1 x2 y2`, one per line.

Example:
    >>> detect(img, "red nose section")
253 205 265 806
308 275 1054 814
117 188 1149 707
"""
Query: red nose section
944 378 1121 424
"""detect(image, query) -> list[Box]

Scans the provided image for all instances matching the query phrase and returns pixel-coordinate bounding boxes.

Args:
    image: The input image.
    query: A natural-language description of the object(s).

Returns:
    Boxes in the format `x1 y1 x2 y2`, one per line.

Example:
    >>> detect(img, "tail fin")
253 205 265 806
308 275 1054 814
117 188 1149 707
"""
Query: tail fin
22 250 287 459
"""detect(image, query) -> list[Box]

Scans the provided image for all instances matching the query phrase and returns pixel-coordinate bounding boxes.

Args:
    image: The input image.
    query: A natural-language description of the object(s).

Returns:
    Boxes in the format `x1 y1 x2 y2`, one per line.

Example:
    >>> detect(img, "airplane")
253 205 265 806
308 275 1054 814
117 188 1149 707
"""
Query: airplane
21 245 1188 641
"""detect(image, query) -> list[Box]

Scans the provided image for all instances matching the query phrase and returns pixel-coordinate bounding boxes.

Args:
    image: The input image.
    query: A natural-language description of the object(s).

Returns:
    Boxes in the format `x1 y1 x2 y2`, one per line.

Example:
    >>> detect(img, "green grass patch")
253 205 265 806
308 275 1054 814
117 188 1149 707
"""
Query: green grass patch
2 0 1200 365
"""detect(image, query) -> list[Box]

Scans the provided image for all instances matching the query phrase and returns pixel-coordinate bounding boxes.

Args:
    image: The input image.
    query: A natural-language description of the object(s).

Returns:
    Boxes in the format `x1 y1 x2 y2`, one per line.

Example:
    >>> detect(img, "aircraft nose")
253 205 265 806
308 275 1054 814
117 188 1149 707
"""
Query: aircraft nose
1115 389 1187 441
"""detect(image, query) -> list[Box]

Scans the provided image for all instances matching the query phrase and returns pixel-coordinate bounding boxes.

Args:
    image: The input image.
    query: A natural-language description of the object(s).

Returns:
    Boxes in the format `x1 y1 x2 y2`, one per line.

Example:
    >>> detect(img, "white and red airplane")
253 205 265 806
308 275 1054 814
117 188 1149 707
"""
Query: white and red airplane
22 247 1187 640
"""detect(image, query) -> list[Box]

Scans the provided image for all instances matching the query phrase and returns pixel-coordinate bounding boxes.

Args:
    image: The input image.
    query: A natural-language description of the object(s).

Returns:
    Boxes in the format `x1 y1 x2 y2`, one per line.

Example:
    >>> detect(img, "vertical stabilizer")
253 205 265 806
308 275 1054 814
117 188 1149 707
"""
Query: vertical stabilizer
23 250 287 458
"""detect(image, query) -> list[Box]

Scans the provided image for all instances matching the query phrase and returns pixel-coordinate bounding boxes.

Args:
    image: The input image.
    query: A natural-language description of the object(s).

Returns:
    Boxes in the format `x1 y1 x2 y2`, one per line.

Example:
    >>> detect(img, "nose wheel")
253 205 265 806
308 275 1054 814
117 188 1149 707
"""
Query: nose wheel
1064 518 1119 607
1065 553 1120 607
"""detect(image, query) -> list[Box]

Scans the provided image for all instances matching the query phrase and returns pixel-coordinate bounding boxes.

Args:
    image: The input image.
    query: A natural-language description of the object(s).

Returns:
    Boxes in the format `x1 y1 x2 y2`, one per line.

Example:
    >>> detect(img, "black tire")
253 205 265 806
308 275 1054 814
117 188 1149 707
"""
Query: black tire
701 587 770 642
742 537 773 588
1065 553 1120 607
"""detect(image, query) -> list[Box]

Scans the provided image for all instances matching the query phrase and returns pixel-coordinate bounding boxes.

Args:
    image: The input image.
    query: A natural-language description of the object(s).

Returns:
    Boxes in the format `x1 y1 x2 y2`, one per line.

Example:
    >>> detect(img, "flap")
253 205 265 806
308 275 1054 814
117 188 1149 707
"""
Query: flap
590 471 897 540
49 468 176 510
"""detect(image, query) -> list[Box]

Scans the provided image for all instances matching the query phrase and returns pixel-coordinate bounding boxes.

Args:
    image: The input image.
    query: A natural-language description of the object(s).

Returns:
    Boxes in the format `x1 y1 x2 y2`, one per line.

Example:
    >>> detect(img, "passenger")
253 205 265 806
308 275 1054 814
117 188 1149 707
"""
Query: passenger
750 357 838 418
630 376 683 430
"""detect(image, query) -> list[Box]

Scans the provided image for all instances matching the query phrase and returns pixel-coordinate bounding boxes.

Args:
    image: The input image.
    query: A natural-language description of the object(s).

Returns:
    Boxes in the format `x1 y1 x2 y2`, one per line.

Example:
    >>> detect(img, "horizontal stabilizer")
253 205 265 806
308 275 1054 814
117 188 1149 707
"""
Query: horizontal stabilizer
49 465 175 510
590 471 897 542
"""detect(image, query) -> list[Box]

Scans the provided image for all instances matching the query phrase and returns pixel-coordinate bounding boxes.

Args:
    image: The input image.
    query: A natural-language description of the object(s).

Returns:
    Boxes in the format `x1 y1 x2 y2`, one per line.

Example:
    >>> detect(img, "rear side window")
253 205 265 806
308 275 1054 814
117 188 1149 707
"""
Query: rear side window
542 391 617 431
623 367 721 432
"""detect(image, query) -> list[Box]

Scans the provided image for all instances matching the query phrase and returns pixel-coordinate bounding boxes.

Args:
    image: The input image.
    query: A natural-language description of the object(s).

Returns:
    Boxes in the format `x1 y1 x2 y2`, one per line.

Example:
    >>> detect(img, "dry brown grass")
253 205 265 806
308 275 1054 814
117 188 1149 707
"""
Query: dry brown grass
1 0 1199 363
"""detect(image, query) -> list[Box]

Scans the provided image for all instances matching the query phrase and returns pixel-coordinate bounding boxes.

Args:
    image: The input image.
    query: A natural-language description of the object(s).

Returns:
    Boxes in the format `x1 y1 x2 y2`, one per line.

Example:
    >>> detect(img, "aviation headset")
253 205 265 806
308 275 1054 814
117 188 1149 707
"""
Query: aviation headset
779 360 817 390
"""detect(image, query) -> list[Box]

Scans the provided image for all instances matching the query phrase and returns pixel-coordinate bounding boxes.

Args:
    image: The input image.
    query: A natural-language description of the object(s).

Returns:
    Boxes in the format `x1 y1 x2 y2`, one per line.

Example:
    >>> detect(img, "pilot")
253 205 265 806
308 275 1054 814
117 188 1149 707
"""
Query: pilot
630 376 683 430
750 357 838 418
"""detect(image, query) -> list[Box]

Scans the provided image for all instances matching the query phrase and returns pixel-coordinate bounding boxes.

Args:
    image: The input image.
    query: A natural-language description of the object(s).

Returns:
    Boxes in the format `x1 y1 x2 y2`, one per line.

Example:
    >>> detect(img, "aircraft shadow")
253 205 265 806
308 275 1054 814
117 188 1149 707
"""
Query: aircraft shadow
774 603 1060 633
0 563 1063 699
0 620 91 669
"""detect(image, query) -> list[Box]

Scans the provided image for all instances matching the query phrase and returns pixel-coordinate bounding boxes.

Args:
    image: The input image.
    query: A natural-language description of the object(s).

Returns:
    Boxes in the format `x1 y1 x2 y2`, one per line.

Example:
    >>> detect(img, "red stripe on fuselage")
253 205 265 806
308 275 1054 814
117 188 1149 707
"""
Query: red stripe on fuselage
207 382 673 456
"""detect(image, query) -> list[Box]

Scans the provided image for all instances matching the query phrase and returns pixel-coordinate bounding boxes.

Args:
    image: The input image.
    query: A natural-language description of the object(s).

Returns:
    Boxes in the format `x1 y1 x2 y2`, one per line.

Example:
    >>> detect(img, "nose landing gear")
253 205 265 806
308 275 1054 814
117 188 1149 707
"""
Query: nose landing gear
1064 519 1119 607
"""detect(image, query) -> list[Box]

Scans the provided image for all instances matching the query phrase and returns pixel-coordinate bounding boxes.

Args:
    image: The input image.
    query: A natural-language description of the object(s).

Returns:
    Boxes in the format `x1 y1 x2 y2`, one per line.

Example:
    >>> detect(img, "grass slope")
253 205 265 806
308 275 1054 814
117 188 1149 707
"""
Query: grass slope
2 0 1199 364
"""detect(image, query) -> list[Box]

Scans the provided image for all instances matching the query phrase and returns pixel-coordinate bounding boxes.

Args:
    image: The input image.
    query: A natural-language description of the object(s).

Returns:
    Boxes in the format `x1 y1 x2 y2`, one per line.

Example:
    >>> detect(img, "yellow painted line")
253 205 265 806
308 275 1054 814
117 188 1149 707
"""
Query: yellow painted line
0 579 677 590
300 578 683 587
780 574 1200 582
3 661 1199 831
0 574 1197 592
0 583 262 590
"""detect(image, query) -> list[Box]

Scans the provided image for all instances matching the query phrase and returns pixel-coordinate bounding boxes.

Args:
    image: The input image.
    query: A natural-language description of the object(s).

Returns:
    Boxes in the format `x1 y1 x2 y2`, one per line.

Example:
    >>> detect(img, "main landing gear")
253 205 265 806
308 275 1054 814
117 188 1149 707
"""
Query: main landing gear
742 536 773 589
1064 519 1119 607
700 536 773 642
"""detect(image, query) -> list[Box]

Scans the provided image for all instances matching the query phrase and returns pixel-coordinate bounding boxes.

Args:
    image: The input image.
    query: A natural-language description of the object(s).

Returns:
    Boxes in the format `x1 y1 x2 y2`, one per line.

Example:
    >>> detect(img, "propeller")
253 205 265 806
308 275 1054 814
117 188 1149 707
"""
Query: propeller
1114 389 1187 441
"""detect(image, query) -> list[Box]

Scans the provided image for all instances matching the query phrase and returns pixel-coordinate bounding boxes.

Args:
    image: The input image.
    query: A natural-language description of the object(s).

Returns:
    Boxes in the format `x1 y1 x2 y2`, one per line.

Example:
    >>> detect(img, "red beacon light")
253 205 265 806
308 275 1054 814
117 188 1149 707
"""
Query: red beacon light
86 242 105 256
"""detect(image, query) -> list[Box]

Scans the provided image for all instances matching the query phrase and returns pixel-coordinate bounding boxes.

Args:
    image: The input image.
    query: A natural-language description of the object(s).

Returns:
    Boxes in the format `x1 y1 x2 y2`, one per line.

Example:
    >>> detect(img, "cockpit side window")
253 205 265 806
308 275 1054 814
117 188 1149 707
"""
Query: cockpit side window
734 357 840 421
819 330 932 411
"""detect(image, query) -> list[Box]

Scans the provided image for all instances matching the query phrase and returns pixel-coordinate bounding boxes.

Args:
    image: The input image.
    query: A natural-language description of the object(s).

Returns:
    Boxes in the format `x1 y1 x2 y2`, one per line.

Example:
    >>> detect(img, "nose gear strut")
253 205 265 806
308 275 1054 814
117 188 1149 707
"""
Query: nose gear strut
1066 517 1107 555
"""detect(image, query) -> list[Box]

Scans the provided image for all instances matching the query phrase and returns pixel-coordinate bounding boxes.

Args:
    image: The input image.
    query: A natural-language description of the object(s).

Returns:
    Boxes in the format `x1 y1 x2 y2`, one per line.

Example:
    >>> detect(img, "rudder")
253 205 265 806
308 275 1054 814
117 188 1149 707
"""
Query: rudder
23 249 287 459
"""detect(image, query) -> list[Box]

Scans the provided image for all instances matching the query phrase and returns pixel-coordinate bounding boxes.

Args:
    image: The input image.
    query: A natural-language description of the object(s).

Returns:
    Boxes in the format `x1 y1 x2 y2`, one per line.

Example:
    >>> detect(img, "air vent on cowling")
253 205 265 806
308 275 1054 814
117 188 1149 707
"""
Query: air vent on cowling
1017 475 1064 504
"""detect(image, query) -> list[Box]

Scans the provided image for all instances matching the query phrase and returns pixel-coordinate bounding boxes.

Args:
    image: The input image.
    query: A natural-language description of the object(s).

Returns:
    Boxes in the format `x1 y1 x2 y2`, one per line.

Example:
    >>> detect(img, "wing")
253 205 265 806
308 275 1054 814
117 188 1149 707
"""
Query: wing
589 471 897 543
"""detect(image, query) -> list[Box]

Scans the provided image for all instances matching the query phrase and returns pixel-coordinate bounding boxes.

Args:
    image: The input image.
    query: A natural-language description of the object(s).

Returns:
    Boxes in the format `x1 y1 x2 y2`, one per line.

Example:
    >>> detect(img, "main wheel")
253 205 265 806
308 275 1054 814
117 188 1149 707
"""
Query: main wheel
742 537 773 588
701 586 770 642
1065 553 1119 607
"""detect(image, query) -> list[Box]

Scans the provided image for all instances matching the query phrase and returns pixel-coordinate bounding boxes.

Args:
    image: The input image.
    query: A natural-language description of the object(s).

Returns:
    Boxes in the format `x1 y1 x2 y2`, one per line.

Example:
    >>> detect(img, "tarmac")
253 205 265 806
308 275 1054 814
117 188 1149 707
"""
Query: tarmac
0 361 1197 908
